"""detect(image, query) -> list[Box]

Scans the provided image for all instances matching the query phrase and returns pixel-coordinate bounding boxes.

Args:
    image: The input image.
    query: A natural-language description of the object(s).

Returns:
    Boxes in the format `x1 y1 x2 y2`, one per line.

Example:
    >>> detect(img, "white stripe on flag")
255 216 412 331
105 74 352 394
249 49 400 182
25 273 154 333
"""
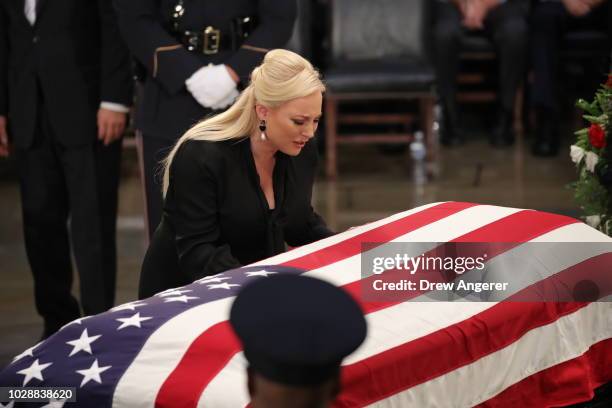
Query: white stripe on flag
197 352 249 408
365 302 612 408
348 222 612 365
112 297 234 408
197 222 611 406
113 204 602 407
196 205 522 405
305 204 523 288
113 203 499 407
250 202 447 266
195 303 612 408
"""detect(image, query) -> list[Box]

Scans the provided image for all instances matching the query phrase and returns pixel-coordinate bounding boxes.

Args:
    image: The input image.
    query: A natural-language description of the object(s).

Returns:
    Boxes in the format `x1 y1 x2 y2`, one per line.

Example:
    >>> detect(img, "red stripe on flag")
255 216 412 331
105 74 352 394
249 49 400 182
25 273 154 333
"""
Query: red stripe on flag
155 322 240 408
507 252 612 302
156 205 579 407
335 302 592 407
282 201 478 270
345 209 579 314
335 252 611 406
476 338 612 408
155 202 474 406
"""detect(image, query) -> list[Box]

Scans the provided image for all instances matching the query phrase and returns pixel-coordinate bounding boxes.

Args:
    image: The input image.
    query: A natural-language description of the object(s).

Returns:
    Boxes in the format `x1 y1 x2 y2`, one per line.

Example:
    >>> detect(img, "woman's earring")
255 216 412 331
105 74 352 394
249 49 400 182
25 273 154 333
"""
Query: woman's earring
259 120 267 141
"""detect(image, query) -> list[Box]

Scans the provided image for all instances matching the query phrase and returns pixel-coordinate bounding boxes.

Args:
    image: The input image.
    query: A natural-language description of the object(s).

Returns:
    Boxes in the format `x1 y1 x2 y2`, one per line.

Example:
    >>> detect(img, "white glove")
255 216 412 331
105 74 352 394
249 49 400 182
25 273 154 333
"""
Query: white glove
185 64 238 109
210 87 239 110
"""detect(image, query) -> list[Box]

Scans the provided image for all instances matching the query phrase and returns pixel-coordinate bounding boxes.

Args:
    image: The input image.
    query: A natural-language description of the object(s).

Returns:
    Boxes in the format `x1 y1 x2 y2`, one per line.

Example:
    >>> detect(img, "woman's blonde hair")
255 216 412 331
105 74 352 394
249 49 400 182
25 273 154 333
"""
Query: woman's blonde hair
162 49 325 194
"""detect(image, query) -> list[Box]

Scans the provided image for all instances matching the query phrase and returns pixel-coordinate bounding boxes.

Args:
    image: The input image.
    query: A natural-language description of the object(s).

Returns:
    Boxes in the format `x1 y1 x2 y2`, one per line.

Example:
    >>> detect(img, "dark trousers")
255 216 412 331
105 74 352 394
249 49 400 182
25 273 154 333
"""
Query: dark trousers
96 135 121 310
433 1 529 119
141 135 174 239
15 94 120 334
531 1 611 113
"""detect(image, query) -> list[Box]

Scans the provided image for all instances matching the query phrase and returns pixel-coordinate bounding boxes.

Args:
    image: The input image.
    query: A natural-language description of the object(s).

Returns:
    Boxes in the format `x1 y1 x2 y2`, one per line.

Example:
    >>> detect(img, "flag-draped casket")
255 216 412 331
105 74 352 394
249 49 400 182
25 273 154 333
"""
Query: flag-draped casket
1 202 611 407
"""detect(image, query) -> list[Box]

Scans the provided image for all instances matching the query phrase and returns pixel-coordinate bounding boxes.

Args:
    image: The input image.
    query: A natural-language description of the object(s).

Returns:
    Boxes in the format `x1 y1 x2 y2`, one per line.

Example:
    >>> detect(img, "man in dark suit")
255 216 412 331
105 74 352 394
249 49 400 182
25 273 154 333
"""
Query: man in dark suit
433 0 529 147
531 0 610 157
113 0 297 239
0 0 133 337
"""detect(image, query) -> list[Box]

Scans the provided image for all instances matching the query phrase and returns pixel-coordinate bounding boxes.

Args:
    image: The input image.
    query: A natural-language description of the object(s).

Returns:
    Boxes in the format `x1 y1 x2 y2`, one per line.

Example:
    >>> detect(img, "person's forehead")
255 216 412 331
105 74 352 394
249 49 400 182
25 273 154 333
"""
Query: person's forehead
282 93 322 116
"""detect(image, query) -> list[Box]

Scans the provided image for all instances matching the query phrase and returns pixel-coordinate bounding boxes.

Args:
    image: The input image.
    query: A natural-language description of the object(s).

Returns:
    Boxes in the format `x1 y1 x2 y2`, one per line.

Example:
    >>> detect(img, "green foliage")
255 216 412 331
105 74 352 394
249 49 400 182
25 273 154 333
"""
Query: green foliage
576 98 601 116
574 168 609 215
570 75 612 236
583 114 607 125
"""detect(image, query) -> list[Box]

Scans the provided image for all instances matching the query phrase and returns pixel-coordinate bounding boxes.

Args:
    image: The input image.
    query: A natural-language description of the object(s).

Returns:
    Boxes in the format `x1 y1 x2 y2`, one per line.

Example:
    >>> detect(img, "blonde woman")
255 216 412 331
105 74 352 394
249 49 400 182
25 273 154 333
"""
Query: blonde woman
139 49 333 299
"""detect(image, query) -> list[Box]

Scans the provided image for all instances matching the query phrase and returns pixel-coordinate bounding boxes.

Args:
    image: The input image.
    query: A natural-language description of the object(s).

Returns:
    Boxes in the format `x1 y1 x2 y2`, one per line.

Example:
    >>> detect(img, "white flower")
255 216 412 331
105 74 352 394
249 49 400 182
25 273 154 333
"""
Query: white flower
584 152 599 172
585 215 601 228
569 145 585 164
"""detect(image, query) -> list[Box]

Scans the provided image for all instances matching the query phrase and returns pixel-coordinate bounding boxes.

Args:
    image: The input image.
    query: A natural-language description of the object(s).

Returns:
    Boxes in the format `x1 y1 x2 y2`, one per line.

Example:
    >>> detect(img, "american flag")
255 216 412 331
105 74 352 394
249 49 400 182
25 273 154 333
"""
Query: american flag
1 202 611 407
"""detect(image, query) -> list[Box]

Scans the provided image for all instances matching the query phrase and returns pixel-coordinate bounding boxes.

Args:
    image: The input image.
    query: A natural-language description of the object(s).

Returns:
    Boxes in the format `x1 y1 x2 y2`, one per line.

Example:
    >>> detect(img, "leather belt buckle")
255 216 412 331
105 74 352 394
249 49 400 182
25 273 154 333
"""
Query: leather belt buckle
203 26 221 54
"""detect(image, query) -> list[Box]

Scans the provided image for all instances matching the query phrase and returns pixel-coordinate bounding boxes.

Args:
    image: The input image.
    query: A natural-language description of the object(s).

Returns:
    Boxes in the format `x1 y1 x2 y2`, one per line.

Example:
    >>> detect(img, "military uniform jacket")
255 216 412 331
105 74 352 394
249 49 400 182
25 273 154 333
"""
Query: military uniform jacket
139 138 333 298
0 0 133 149
113 0 297 141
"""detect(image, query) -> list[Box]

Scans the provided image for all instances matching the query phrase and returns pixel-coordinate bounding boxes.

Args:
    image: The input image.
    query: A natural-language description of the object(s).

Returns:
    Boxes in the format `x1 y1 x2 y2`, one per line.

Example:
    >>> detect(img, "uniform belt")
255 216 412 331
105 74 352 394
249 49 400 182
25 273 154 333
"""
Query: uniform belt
172 16 257 55
176 26 230 55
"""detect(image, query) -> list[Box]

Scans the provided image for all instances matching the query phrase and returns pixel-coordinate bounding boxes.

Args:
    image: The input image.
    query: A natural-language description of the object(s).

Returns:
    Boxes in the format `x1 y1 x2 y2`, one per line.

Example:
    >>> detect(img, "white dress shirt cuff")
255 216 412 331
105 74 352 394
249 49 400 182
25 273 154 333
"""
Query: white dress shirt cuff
100 101 131 113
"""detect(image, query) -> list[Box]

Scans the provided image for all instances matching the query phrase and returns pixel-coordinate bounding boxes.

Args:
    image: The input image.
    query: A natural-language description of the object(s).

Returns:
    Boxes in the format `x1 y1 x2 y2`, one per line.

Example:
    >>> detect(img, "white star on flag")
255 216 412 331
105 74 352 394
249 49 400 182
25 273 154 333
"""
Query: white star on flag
163 295 199 303
116 313 153 330
11 342 40 363
16 359 52 386
75 359 111 387
40 399 66 408
245 270 277 277
196 276 230 284
66 329 101 357
60 316 88 330
157 288 193 297
207 282 240 290
111 301 146 312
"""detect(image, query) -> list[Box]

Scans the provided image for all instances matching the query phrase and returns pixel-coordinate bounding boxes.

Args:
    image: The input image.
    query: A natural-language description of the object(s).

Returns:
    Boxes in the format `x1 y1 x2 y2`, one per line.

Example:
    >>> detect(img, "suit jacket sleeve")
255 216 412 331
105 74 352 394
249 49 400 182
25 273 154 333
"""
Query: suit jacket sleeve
226 0 297 83
112 0 204 95
98 0 134 105
0 5 8 116
169 142 242 281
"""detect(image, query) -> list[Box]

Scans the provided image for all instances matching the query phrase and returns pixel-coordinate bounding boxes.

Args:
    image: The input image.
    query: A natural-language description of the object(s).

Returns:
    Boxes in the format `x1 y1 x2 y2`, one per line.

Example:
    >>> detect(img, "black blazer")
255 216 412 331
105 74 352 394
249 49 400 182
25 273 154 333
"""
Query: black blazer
112 0 296 141
0 0 133 149
139 138 333 298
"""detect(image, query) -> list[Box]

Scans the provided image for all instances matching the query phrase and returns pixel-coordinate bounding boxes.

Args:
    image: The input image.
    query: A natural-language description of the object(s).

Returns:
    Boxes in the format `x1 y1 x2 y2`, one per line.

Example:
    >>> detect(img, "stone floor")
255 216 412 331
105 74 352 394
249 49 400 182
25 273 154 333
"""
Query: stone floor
8 123 612 408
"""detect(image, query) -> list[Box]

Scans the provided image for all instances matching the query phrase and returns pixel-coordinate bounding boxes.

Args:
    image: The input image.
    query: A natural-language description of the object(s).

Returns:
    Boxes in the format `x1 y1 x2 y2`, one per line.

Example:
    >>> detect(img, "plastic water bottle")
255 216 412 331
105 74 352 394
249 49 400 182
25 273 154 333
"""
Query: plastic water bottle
433 104 442 140
410 131 427 185
410 131 427 161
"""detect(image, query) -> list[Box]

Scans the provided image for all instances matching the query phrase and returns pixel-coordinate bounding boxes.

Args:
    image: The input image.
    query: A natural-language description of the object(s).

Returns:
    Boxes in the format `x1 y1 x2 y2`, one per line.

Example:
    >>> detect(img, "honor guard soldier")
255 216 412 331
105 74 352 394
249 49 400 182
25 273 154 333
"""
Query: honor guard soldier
113 0 297 238
230 273 368 408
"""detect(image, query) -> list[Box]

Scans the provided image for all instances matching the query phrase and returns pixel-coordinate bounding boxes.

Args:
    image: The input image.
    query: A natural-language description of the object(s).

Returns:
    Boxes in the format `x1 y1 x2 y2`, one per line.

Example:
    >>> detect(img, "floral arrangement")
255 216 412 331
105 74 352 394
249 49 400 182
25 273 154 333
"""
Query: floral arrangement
569 74 612 235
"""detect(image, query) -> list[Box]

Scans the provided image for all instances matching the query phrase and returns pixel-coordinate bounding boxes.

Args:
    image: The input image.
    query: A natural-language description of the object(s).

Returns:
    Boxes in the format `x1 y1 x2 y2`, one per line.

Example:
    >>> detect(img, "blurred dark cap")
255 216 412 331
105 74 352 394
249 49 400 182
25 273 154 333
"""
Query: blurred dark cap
229 272 367 386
